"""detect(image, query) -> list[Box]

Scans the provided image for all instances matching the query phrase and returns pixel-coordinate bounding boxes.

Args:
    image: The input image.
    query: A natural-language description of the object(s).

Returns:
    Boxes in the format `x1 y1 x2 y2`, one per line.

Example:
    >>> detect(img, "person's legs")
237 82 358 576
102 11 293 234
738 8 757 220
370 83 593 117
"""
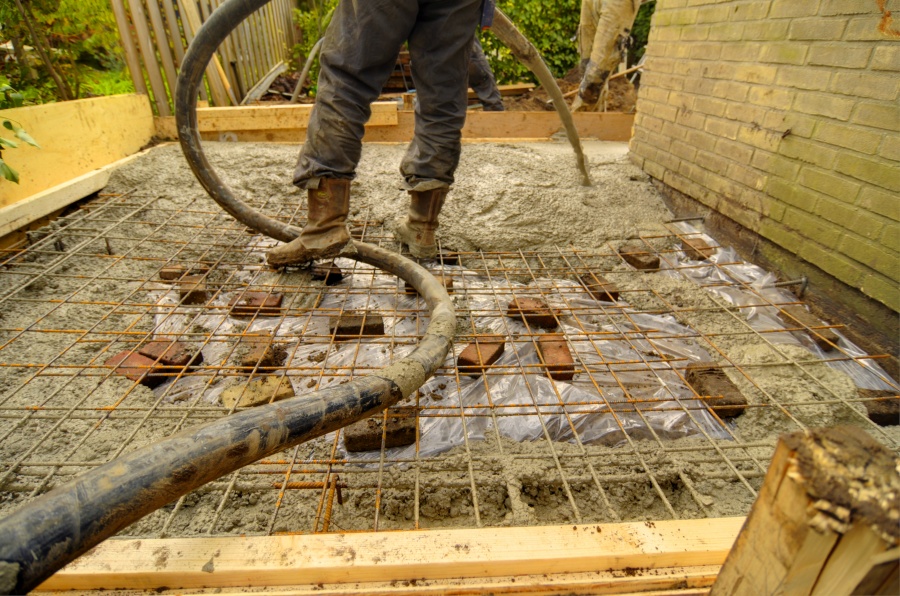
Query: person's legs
271 0 417 267
294 0 418 188
468 37 504 111
394 0 482 258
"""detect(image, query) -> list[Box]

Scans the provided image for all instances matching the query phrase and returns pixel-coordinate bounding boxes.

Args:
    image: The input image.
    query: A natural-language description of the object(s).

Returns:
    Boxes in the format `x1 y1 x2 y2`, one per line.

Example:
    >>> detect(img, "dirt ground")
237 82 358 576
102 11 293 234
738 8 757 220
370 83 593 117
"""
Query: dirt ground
0 141 896 539
260 70 638 113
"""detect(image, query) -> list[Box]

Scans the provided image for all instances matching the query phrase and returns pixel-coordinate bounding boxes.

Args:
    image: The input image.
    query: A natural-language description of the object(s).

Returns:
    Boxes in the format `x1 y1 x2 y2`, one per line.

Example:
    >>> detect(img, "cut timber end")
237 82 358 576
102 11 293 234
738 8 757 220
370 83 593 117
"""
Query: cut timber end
712 426 900 596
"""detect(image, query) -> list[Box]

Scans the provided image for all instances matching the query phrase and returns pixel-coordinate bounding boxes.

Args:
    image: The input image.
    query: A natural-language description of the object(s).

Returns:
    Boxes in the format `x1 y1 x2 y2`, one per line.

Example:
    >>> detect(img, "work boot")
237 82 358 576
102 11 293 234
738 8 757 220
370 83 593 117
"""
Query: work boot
267 178 354 267
394 188 448 258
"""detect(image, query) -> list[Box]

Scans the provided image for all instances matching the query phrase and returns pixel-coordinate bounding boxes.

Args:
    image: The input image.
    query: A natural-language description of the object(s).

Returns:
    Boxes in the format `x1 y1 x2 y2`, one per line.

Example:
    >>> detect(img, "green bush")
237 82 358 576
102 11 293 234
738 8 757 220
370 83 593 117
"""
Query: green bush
290 0 655 90
630 1 656 66
480 0 582 85
292 0 338 97
0 0 128 103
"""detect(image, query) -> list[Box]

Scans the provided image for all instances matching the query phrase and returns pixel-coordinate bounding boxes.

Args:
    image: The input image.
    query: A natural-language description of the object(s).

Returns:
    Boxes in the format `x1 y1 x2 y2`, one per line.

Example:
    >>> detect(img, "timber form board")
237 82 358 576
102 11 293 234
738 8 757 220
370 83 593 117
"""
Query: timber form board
0 95 156 208
36 517 744 593
153 102 635 143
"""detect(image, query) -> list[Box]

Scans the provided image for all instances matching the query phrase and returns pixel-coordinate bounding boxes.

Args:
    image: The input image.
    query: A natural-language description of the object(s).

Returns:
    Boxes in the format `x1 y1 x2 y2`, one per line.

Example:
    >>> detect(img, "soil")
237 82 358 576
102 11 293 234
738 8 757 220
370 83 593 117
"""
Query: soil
0 141 896 540
502 74 637 113
259 69 637 112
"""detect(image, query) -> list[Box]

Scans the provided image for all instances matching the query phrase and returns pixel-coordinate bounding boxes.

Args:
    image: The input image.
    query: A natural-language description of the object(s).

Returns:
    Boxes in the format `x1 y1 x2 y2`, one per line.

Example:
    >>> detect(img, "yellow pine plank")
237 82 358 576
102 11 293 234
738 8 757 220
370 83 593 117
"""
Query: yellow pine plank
38 518 744 591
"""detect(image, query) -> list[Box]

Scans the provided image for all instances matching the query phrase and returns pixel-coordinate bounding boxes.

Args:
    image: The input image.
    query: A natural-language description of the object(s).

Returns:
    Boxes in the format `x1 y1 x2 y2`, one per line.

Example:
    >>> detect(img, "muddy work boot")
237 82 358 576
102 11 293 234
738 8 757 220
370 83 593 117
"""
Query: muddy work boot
394 188 448 258
267 178 354 267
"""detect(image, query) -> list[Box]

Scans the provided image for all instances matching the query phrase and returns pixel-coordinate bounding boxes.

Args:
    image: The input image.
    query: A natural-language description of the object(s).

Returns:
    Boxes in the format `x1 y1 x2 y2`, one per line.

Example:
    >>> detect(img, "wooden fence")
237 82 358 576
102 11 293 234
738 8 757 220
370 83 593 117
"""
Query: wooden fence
111 0 296 115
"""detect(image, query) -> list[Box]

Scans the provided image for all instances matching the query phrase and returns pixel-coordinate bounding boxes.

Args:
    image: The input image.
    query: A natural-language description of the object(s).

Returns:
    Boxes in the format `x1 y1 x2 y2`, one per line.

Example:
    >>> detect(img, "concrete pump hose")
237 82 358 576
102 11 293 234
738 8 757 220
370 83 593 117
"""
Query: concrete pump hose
0 0 456 592
490 8 592 187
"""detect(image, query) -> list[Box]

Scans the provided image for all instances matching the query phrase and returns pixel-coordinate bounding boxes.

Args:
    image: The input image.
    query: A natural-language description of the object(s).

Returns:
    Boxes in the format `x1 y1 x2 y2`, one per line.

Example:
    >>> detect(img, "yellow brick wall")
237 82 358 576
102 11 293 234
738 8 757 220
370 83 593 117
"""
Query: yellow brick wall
630 0 899 311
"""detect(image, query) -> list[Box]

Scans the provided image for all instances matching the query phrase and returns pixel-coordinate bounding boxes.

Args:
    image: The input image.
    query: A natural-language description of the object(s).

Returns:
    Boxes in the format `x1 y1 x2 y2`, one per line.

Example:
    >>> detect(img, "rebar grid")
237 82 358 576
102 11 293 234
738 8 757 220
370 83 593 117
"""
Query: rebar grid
0 191 897 539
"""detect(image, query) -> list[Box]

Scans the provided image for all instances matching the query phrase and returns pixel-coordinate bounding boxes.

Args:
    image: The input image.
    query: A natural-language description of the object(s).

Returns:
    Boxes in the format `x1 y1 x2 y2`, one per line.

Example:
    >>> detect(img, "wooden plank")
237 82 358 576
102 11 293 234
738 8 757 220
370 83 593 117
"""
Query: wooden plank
242 61 288 104
0 171 108 238
126 0 172 116
0 95 155 207
37 518 743 591
0 145 162 238
109 0 149 96
160 0 186 67
159 102 398 136
179 0 231 107
43 565 719 595
154 110 633 142
712 427 900 596
143 0 179 105
467 83 535 99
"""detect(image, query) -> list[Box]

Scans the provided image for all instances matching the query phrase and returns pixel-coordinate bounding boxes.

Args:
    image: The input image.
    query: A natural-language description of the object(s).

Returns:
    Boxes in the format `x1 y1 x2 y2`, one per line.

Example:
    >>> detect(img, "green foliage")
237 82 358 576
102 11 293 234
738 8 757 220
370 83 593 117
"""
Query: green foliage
630 1 656 66
481 0 582 85
289 0 656 91
292 0 338 98
0 85 41 184
82 68 135 97
1 0 127 103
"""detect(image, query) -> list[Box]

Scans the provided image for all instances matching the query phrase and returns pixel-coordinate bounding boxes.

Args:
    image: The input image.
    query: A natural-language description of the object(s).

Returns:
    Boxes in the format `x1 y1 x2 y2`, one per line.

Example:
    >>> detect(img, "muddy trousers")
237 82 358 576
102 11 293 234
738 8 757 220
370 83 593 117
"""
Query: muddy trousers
294 0 483 192
469 38 504 111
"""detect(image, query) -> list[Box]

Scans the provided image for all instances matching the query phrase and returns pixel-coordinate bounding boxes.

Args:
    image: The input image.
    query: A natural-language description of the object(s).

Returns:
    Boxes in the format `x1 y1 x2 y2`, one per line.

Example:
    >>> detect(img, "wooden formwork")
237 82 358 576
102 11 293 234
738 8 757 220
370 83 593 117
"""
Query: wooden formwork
153 101 636 143
37 518 744 593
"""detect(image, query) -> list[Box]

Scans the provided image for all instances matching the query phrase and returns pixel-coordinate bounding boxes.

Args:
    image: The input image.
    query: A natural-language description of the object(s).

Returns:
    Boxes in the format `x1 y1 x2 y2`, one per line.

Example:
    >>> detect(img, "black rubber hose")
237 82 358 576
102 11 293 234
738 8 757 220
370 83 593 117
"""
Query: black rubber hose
0 1 458 590
0 243 455 595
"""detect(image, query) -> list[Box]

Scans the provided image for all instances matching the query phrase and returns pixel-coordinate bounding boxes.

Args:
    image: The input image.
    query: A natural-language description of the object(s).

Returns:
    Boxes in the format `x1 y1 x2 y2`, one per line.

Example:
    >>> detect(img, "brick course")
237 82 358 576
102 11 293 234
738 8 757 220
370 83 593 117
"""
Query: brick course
630 0 899 310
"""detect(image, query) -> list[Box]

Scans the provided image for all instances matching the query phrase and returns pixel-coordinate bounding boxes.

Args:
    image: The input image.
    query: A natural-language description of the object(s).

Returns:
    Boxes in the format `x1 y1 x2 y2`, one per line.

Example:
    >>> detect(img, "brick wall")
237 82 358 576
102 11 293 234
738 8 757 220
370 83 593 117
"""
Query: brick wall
629 0 899 311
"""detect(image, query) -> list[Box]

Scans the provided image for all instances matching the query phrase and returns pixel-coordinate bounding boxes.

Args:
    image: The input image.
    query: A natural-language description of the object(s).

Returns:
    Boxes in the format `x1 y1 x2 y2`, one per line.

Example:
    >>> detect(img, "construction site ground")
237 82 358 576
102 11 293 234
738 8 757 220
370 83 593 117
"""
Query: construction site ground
1 141 897 548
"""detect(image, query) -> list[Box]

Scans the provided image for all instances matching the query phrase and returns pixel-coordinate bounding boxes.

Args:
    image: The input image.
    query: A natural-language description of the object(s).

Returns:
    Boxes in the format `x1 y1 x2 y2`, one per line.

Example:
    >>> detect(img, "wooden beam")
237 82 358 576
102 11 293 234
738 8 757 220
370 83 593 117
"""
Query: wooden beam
126 0 172 116
154 109 633 143
242 61 288 105
48 565 719 595
467 83 535 100
38 518 743 591
0 170 108 238
155 102 400 139
109 0 148 96
0 146 163 239
712 427 900 596
0 95 155 207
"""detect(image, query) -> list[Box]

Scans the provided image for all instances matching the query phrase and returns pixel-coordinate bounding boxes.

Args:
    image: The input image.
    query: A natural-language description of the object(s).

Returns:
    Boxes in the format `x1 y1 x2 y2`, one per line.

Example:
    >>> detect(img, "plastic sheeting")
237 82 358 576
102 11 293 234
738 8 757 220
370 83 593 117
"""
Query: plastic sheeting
663 223 896 392
142 226 896 463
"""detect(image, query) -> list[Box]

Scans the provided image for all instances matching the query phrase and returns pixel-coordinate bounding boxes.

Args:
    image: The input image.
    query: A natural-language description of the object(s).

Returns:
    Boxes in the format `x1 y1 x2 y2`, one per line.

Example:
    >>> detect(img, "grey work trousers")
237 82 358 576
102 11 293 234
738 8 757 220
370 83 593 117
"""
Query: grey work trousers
294 0 483 191
469 37 504 111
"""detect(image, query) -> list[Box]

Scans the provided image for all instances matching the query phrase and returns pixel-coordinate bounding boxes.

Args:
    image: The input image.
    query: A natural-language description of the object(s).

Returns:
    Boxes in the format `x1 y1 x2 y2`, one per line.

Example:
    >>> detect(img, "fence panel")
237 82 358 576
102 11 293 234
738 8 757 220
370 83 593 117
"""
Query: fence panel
112 0 295 114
